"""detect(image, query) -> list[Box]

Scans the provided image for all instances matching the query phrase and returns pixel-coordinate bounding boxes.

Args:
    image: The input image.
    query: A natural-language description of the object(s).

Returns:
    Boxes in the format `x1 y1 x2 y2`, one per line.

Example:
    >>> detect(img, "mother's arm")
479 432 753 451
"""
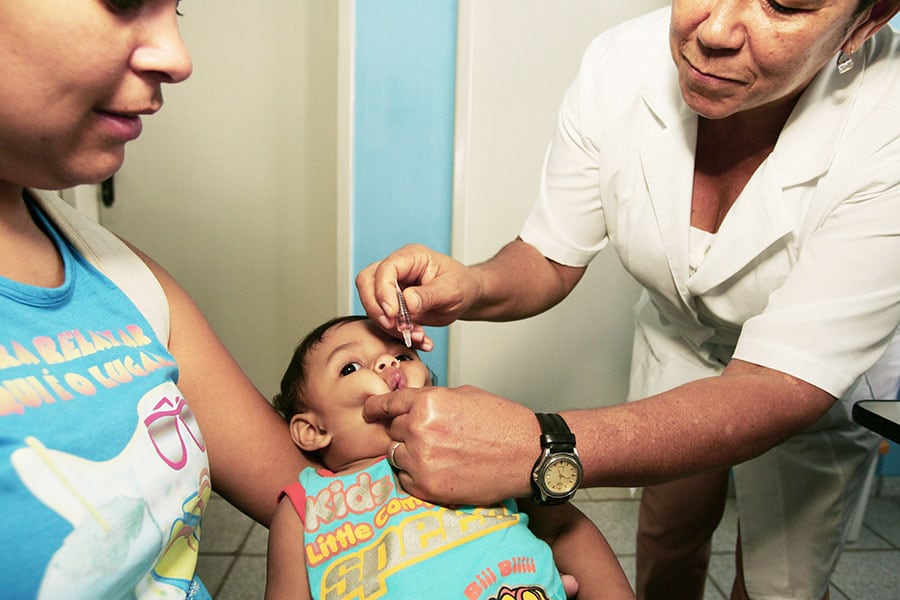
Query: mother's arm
136 247 310 526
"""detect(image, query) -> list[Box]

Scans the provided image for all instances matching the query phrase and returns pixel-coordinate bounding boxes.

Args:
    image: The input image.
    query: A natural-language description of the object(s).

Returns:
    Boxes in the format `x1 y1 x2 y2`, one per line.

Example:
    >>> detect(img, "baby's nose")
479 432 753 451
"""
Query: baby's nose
376 354 400 372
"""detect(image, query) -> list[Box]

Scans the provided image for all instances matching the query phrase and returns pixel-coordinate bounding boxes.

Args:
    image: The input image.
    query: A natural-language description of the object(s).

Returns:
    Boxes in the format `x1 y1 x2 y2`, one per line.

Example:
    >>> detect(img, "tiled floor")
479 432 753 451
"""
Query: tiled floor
197 478 900 599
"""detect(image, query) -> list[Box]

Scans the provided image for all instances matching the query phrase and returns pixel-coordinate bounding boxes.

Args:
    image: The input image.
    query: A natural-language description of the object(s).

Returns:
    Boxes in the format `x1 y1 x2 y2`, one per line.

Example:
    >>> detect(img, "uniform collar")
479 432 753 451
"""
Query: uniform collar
634 50 864 300
770 52 864 187
640 48 865 188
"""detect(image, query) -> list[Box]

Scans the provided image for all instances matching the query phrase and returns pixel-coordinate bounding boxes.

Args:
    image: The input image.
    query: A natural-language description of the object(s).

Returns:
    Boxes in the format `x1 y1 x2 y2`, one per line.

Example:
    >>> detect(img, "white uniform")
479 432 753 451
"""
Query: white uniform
520 8 900 599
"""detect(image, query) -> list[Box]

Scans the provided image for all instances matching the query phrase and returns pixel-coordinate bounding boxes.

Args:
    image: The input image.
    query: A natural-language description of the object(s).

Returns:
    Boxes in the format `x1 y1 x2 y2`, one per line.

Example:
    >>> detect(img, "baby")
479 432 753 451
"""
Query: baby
265 315 634 600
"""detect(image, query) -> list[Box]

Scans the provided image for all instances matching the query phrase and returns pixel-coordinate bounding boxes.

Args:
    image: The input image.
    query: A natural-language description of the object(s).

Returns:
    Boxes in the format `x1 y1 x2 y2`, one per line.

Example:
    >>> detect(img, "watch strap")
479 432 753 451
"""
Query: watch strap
536 412 575 450
532 412 581 505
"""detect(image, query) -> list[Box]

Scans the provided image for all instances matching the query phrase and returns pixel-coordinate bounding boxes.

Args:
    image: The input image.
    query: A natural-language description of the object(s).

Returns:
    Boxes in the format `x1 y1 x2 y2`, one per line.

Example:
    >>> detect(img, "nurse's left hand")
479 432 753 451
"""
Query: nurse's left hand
364 384 540 506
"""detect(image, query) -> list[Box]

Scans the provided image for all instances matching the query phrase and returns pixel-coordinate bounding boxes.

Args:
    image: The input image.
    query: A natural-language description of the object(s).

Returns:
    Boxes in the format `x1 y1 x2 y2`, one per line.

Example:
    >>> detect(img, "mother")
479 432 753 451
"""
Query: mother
357 1 900 599
0 1 307 597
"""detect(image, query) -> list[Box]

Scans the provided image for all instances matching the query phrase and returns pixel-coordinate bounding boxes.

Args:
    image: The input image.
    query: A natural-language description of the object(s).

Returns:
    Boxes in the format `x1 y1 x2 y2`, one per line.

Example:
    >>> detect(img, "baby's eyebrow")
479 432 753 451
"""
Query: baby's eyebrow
324 341 361 367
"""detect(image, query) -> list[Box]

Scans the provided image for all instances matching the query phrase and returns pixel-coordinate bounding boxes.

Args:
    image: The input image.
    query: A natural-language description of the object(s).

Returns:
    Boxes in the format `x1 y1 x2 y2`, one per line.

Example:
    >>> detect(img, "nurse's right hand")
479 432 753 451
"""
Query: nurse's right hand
355 243 481 347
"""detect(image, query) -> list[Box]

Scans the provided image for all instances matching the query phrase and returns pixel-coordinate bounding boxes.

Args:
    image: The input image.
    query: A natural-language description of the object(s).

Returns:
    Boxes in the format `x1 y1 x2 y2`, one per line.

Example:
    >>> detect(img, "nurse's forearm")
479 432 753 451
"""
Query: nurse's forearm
562 359 835 487
463 238 586 321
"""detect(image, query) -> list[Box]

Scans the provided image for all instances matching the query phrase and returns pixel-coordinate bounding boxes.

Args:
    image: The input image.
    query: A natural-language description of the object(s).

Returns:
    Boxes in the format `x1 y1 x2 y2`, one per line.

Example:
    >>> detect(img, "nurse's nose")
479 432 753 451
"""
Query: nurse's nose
698 0 747 52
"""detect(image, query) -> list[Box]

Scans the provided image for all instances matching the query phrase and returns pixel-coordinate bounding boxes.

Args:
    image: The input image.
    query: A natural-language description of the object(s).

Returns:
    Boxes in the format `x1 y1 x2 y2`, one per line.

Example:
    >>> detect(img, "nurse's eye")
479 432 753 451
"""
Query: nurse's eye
339 362 363 377
765 0 806 15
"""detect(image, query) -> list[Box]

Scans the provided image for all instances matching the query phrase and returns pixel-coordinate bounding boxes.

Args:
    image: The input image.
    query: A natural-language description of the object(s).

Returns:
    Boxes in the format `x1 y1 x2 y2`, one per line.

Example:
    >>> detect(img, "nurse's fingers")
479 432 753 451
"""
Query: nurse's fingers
356 246 429 325
363 389 414 424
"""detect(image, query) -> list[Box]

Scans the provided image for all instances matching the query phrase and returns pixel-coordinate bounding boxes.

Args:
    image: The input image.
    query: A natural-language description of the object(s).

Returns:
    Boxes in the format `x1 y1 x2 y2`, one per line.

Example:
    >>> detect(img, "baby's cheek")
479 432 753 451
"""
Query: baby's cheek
409 363 433 388
362 422 392 447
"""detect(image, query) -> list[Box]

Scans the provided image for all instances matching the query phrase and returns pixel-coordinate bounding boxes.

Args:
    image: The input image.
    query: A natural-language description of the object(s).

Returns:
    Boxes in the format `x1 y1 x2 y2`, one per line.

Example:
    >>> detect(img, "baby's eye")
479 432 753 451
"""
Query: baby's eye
339 362 363 377
396 354 416 362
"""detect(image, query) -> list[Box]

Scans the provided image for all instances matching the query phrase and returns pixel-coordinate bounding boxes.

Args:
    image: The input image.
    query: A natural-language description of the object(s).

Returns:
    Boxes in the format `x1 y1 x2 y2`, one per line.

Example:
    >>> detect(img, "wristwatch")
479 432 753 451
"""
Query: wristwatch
531 413 583 505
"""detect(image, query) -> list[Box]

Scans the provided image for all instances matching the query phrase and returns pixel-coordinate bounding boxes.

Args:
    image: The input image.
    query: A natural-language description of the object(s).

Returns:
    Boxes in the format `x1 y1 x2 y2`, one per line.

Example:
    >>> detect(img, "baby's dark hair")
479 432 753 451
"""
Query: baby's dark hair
272 315 369 422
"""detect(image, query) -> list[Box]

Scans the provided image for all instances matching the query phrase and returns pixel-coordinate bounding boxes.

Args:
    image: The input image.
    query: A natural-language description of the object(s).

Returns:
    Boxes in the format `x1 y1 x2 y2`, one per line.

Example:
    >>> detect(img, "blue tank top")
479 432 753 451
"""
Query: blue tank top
0 200 211 599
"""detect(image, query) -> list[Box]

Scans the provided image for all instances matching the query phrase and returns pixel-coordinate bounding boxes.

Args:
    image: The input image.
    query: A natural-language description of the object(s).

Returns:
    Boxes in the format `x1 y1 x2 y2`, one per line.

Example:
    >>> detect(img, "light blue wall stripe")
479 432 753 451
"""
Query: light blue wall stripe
352 0 458 383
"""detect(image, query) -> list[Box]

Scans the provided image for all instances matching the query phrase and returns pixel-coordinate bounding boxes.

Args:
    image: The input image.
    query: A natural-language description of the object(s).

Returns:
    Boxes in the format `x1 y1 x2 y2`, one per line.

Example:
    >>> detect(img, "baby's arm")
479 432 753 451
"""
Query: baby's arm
522 500 635 600
265 497 313 600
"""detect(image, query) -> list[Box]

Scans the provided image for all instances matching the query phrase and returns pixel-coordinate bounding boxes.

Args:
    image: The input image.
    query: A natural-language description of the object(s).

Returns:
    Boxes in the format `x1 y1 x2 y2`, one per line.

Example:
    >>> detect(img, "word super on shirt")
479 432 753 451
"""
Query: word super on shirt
0 201 210 599
282 458 566 600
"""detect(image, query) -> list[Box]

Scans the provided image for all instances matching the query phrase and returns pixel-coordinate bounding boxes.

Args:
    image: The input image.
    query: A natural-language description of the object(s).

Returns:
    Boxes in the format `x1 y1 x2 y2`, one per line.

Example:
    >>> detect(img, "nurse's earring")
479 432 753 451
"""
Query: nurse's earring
837 51 854 75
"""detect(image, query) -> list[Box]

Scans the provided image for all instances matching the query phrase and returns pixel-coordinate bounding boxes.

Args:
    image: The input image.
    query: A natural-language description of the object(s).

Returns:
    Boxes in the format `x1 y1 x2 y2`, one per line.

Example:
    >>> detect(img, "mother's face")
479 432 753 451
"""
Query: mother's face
669 0 878 120
0 0 191 190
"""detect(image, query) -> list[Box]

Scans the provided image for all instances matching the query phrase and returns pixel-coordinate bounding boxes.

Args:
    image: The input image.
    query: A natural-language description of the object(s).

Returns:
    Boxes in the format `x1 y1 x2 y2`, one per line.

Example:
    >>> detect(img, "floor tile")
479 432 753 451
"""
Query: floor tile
195 554 234 596
617 555 636 592
830 585 851 600
575 487 640 501
845 521 893 551
703 578 728 600
201 495 255 554
216 556 267 600
877 475 900 497
862 496 900 547
831 550 900 600
243 523 269 555
711 499 738 554
707 553 736 598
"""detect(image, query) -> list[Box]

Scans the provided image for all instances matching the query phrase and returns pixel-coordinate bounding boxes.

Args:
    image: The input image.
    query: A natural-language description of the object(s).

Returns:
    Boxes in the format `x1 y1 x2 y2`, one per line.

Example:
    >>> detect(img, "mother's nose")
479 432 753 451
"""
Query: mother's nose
131 9 193 84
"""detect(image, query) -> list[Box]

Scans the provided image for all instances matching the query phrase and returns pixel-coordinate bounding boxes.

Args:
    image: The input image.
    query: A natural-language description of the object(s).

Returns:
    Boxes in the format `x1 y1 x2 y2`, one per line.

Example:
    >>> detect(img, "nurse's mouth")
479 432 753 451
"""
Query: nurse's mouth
684 55 743 84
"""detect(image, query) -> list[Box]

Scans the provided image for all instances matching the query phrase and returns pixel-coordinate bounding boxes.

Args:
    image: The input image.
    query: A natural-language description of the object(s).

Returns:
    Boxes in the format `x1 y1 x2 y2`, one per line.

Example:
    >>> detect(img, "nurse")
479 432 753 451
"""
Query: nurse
356 1 900 599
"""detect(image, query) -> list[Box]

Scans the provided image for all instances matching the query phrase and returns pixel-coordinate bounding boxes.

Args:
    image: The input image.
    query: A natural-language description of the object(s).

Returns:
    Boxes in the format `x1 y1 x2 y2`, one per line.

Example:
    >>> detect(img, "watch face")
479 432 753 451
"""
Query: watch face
542 458 581 495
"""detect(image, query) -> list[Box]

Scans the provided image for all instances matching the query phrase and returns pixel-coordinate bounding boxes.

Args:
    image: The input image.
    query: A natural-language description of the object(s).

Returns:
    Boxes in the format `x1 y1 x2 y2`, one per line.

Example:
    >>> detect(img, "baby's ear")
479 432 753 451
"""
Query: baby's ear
289 413 332 452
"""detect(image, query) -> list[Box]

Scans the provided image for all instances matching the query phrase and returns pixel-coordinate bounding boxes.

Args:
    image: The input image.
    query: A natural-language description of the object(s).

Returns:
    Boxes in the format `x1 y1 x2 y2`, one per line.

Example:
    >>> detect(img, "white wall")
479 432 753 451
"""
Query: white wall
450 1 669 411
101 0 340 399
98 0 669 410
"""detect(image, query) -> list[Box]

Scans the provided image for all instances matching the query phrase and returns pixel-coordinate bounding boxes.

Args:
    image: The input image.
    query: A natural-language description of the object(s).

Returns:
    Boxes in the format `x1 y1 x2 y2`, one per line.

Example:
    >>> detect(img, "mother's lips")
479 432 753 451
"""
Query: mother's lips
93 109 144 141
96 108 135 118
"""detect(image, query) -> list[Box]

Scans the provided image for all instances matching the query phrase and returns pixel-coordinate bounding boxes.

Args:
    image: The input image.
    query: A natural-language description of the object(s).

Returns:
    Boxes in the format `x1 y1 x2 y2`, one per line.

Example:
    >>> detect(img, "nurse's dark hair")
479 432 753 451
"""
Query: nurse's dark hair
855 0 879 14
272 315 369 422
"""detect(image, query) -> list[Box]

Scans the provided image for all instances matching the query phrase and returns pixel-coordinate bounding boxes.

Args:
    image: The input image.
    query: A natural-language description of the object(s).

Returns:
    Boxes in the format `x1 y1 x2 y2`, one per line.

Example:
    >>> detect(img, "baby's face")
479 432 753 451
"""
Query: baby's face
301 320 432 467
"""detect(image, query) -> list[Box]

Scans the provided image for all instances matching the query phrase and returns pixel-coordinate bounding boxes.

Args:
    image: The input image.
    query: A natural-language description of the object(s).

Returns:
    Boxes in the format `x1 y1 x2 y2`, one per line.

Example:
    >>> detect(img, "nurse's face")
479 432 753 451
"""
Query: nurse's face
669 0 878 120
0 0 192 191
